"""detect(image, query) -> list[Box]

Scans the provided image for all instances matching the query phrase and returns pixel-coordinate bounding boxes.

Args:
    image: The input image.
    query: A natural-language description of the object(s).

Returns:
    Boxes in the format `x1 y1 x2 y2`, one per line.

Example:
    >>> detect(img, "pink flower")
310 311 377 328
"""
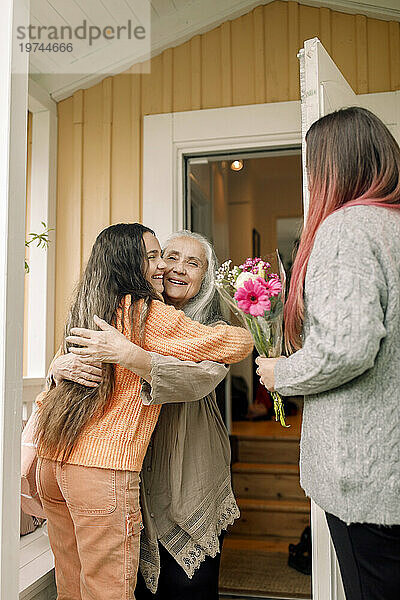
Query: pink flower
234 278 271 316
264 277 282 297
239 258 270 273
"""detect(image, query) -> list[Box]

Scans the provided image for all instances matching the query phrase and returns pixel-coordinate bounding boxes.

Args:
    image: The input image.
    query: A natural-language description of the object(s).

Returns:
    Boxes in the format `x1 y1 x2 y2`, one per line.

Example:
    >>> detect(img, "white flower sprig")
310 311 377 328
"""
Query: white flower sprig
216 260 241 288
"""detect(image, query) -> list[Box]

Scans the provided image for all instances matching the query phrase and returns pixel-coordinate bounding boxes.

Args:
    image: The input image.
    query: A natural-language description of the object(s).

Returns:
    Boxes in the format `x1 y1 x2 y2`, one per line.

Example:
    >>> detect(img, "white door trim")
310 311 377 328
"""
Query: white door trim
143 100 302 244
26 79 58 376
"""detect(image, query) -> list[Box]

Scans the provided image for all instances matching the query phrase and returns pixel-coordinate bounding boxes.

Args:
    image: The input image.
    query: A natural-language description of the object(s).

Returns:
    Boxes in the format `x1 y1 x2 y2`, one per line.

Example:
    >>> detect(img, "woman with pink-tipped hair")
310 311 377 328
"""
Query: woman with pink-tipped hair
256 107 400 600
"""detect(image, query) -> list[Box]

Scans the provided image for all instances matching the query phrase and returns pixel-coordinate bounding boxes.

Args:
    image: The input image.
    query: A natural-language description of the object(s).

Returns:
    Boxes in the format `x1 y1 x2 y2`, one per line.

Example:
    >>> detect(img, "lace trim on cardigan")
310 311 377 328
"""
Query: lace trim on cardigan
139 535 160 594
162 491 240 579
139 476 240 593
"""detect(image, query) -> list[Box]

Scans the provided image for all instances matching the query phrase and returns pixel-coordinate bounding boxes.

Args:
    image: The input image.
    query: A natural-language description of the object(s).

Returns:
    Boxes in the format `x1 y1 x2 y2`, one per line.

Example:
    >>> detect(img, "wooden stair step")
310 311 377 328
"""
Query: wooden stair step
238 498 310 513
232 462 306 501
232 415 302 440
235 437 300 465
231 416 302 465
231 498 310 539
224 535 295 554
233 462 299 473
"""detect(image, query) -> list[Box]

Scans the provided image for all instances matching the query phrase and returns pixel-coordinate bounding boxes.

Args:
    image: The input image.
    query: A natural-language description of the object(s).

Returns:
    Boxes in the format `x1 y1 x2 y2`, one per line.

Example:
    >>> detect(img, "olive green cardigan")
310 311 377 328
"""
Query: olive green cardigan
139 354 238 593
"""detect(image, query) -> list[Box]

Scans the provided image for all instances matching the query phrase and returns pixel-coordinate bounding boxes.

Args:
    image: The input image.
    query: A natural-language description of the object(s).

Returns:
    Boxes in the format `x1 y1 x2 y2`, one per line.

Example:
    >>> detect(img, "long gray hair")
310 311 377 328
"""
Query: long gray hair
163 230 222 325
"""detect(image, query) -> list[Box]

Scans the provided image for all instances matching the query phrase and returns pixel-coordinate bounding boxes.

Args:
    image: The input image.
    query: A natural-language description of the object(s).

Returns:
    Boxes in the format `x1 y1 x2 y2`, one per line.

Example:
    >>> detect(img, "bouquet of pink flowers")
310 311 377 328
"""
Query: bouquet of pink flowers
216 251 288 427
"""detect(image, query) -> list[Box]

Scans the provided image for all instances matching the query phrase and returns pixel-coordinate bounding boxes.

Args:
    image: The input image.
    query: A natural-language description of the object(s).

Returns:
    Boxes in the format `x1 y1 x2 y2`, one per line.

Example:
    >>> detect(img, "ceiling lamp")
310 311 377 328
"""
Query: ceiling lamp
230 159 243 171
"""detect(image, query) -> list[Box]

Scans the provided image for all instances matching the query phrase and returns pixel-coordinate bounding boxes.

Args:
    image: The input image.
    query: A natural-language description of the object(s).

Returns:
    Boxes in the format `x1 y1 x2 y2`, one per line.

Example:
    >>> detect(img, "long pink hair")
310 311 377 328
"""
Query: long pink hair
285 107 400 353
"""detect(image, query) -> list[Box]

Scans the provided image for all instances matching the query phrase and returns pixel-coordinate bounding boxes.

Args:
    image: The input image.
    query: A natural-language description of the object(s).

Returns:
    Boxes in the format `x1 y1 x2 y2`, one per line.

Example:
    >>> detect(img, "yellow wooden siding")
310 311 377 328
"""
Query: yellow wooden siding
54 0 400 348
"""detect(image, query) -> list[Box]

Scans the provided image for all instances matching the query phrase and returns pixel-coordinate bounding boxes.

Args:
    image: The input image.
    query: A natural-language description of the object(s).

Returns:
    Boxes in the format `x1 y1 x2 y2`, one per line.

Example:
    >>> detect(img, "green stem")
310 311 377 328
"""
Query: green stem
252 319 268 357
271 391 290 428
249 318 290 428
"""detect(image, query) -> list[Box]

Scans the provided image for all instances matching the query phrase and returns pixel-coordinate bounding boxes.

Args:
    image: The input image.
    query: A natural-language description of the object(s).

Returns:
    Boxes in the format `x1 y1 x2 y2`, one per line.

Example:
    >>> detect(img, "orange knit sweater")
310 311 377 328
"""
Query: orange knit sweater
38 298 253 471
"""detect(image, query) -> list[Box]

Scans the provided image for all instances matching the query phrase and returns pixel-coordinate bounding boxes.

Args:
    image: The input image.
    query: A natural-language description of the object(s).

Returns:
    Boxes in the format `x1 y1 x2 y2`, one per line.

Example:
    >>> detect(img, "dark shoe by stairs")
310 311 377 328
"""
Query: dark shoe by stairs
288 526 312 575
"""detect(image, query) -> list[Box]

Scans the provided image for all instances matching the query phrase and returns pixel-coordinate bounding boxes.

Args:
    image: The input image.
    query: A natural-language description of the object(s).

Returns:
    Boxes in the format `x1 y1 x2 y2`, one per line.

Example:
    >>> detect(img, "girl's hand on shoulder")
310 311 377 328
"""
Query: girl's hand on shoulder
255 357 284 392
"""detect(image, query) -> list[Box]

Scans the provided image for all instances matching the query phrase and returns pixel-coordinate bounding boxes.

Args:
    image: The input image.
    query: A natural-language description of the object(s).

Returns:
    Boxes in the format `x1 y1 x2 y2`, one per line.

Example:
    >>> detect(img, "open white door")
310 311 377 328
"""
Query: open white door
298 37 357 217
299 39 400 599
298 35 353 600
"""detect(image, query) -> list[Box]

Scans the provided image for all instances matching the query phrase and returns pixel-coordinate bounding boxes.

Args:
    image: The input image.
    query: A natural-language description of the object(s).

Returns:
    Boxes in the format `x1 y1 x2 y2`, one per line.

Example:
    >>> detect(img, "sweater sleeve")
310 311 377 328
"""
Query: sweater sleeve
141 353 228 405
275 209 387 397
143 300 253 364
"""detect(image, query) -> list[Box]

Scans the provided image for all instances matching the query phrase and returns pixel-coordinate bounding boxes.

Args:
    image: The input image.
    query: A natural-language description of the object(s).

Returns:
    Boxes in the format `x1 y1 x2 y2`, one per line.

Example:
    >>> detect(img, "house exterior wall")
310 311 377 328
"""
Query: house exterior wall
54 0 400 347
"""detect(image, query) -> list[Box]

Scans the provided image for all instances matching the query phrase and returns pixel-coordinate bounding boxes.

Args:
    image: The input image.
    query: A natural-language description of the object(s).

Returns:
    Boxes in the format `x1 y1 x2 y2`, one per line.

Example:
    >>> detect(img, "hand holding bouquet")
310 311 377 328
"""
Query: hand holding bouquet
216 252 289 427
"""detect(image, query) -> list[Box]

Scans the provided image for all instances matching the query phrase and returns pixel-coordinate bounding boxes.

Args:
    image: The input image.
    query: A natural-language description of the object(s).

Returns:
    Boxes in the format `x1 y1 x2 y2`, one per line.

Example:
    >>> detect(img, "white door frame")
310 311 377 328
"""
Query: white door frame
0 0 30 598
26 78 57 381
18 79 57 598
143 100 302 243
143 90 399 599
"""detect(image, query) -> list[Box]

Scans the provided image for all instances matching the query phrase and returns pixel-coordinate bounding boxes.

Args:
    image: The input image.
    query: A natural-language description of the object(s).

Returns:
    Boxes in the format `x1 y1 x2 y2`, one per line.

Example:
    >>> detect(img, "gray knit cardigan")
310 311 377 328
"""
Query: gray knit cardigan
275 205 400 525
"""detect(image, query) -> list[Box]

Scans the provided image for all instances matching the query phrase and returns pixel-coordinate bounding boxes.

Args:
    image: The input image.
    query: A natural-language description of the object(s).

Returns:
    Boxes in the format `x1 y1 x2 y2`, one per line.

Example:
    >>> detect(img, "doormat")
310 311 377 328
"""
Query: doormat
219 548 311 599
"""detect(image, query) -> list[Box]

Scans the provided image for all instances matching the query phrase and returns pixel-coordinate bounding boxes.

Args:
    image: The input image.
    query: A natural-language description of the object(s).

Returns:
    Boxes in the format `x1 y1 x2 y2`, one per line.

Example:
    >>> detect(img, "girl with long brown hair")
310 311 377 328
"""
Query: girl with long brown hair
256 107 400 599
35 223 253 600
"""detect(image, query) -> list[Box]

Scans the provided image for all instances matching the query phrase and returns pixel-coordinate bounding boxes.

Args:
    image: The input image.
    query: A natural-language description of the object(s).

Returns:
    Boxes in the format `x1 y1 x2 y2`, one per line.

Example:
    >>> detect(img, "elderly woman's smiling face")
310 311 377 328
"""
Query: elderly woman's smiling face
163 237 207 308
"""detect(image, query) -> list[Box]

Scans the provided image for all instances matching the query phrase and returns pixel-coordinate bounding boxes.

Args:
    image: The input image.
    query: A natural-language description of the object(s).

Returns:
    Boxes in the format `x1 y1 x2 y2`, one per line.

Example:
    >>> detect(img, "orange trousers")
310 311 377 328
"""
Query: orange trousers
37 458 142 600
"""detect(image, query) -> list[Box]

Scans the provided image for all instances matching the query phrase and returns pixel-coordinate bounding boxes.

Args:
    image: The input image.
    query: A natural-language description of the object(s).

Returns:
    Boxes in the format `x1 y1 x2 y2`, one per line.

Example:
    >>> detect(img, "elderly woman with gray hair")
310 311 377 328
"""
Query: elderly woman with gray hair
50 230 241 600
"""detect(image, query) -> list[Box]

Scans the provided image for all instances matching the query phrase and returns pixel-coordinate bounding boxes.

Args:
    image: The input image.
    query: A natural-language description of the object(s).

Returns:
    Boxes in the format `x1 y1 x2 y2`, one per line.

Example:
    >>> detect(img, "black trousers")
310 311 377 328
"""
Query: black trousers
135 534 225 600
326 512 400 600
